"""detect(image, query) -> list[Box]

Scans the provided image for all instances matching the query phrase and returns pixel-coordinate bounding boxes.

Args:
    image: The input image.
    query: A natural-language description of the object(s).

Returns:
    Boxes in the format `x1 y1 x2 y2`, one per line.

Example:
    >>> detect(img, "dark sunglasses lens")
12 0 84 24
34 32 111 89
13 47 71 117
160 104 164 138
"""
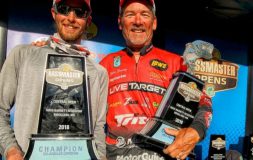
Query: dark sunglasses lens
73 8 87 18
56 4 89 18
56 4 69 15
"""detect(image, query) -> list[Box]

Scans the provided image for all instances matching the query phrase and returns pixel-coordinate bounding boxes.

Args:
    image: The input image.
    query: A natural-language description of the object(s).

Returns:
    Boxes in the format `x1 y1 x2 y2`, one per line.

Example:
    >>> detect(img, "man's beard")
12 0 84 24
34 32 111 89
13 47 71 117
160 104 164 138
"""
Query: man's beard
56 23 85 43
59 31 83 42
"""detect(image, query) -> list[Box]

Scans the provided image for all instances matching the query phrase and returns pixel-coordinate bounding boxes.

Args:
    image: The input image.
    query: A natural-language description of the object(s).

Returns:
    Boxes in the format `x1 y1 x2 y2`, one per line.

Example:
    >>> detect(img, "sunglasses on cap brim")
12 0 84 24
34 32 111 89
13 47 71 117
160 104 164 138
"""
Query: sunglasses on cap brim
55 3 91 19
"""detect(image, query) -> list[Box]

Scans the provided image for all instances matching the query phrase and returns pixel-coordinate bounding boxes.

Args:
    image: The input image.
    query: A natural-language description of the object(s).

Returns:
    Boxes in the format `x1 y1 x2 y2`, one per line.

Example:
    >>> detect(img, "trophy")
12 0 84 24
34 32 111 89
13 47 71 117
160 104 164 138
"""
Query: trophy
208 135 226 160
24 54 99 160
133 72 204 158
249 134 253 159
243 133 253 159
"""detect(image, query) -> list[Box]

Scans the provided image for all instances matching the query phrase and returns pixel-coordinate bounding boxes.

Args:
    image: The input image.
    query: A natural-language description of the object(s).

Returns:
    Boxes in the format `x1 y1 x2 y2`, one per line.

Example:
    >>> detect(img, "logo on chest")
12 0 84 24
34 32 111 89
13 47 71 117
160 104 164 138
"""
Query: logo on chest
113 56 121 67
150 59 168 71
124 97 138 106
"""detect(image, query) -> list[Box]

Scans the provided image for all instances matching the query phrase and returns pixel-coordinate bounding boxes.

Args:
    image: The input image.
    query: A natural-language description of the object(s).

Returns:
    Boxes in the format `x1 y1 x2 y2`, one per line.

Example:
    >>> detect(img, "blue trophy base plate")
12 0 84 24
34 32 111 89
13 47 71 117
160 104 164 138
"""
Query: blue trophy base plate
24 134 99 160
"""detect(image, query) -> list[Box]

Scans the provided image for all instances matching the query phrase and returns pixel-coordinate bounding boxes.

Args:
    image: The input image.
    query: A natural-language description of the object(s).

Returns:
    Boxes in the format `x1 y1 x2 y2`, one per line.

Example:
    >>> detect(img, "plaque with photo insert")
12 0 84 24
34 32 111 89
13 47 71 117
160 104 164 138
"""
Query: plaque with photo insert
133 72 204 158
24 54 99 160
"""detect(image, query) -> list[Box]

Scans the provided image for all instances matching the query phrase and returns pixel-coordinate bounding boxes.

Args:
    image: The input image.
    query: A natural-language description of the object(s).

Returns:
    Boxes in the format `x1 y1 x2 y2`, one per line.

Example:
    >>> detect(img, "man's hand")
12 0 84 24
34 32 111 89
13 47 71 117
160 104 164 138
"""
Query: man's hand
6 146 24 160
31 40 47 47
163 127 200 160
31 37 48 47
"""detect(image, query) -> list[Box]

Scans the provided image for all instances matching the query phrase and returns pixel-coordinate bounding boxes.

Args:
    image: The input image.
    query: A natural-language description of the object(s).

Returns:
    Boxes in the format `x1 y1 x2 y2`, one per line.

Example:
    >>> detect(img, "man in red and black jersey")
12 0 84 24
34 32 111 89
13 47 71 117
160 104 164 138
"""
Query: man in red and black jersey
100 0 213 159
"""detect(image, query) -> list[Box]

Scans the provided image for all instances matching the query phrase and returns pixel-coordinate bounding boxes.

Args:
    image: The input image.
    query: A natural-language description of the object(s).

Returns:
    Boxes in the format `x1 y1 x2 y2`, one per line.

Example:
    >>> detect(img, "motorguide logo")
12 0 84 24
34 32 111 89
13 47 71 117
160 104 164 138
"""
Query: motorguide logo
178 82 202 102
116 152 165 160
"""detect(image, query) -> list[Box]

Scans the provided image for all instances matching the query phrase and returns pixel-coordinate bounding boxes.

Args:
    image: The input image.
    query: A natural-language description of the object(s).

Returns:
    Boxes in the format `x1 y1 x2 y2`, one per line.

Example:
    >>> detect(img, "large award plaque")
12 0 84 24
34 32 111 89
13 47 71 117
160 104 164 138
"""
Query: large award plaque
133 72 204 158
24 54 99 160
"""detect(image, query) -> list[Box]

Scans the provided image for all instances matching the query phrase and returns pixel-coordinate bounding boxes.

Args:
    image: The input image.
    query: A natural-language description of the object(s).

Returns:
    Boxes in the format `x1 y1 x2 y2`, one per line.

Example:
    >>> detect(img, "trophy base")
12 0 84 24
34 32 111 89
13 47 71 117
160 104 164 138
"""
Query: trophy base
133 118 196 159
133 133 167 149
24 134 99 160
133 133 196 159
134 118 176 148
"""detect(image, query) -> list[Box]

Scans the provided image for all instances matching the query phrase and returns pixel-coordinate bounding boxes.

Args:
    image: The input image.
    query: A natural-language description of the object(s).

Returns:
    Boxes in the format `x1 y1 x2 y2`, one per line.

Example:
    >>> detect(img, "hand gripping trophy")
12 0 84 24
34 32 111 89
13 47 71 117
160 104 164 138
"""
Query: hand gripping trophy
133 40 215 158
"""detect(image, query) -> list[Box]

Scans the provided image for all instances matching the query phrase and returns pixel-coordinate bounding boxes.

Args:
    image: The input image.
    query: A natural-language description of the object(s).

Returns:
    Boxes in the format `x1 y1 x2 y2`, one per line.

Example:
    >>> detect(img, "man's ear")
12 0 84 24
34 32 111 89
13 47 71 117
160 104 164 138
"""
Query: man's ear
51 8 56 20
118 17 122 30
153 17 157 31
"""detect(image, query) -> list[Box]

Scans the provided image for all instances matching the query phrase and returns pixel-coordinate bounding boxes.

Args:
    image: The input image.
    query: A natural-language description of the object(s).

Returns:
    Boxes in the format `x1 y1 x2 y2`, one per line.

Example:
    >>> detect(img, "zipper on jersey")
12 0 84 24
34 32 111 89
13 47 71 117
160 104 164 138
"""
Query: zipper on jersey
134 56 153 118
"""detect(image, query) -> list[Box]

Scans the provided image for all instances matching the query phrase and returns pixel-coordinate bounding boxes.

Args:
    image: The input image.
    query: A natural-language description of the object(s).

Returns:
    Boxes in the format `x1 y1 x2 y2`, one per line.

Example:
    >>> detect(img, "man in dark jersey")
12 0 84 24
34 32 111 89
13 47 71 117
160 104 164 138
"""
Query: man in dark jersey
100 0 212 159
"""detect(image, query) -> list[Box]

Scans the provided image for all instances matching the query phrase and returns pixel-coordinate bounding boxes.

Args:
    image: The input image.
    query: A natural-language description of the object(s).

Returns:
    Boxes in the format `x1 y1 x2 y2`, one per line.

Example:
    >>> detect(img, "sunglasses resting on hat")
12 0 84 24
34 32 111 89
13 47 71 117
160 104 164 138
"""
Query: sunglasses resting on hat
55 3 91 19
